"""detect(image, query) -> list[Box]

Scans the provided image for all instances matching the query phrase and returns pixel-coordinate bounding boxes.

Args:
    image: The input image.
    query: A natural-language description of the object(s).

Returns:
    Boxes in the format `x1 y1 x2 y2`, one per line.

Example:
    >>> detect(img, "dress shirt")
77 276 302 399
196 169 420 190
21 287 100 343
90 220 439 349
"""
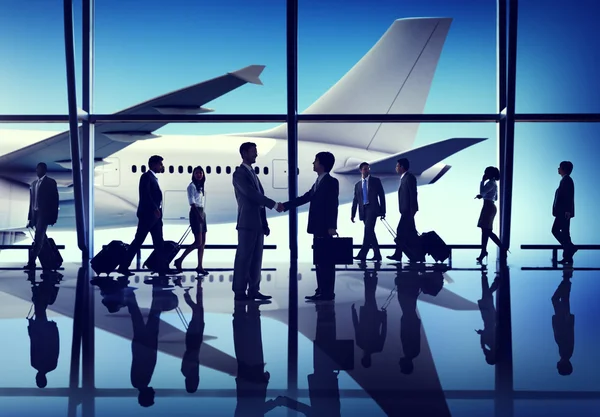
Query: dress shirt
187 183 205 207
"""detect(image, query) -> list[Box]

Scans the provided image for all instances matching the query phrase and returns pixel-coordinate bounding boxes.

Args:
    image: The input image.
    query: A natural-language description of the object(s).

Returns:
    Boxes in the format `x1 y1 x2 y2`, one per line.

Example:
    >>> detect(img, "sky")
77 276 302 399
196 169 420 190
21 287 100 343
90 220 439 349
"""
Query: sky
1 0 599 261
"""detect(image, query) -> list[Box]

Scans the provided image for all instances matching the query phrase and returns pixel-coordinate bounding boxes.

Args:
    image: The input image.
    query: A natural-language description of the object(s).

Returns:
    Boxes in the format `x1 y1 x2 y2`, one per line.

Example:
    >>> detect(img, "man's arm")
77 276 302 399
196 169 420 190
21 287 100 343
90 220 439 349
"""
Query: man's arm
351 183 358 220
283 189 312 211
325 177 339 230
376 177 386 216
49 179 60 224
27 186 33 224
141 174 160 212
232 170 276 209
408 174 418 215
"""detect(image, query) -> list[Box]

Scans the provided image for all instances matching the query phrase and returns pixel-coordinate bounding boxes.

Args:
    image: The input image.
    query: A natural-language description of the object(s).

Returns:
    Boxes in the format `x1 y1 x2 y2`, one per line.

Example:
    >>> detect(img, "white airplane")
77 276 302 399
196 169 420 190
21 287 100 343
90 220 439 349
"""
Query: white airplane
0 17 486 244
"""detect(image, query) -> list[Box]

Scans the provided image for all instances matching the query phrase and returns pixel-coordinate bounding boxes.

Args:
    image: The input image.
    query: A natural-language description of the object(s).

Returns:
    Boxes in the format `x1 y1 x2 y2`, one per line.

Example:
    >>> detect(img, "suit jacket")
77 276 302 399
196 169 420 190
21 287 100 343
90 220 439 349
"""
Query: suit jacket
284 173 339 236
351 176 386 221
398 171 418 216
137 171 162 219
232 165 275 231
552 175 575 218
28 176 59 225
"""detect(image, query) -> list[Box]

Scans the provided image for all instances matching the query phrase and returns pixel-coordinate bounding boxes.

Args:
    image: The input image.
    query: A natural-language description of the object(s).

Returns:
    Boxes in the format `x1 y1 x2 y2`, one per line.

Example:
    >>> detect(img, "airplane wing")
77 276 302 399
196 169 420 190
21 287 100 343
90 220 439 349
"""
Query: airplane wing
0 65 265 175
334 137 487 176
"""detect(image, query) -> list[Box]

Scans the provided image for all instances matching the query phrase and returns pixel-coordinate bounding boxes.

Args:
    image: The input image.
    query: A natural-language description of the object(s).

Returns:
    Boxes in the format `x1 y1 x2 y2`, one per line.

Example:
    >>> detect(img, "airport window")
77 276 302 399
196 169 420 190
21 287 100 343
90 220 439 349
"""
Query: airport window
188 165 192 174
206 166 211 174
216 166 221 174
131 165 136 173
168 165 174 174
226 166 231 174
141 165 147 173
178 165 183 174
263 167 269 175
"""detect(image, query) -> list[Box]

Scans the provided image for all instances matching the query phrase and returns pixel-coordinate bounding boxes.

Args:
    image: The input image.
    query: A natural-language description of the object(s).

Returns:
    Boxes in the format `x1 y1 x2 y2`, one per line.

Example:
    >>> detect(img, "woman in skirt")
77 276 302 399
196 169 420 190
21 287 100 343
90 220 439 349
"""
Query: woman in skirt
475 166 502 264
174 166 208 275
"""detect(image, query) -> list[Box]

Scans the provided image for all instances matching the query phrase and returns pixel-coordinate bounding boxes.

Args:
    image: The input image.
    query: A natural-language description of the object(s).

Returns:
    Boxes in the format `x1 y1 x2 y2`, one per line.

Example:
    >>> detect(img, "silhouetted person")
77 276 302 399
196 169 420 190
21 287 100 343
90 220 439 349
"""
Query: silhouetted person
128 285 177 407
351 162 386 261
279 152 339 301
475 271 499 365
27 270 61 388
181 283 205 393
25 162 59 270
552 161 577 264
475 166 503 264
232 142 278 302
352 263 387 367
396 270 422 374
388 158 422 263
119 155 170 277
91 275 131 313
551 268 574 376
174 166 209 275
233 303 272 417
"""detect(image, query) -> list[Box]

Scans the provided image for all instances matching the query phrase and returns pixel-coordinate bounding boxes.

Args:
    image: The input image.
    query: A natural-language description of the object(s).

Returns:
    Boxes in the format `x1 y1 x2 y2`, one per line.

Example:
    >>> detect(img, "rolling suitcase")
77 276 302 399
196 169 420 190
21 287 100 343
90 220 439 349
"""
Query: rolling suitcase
381 218 425 262
29 231 63 270
421 231 450 263
143 226 192 272
91 240 130 276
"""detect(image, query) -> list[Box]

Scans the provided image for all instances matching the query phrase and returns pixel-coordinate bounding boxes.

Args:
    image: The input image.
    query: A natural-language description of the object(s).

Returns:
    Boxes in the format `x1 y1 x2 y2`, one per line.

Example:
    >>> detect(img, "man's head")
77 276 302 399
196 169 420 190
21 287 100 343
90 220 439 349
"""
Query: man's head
239 142 258 165
313 151 335 174
396 158 410 175
359 162 370 178
36 162 47 178
558 161 573 177
148 155 164 174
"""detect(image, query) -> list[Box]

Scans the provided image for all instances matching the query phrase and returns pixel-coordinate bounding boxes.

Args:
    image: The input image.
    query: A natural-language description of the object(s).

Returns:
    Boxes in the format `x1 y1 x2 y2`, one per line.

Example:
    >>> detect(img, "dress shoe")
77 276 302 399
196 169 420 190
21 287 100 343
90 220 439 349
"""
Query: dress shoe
557 258 573 265
23 263 36 270
306 294 335 302
248 291 272 300
234 293 250 301
117 268 134 277
387 255 402 262
353 255 366 261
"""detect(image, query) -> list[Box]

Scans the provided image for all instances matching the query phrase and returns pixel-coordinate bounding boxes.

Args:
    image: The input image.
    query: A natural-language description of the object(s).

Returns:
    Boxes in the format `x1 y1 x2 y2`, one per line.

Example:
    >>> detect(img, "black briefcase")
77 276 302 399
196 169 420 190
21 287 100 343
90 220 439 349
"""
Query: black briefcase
312 236 353 265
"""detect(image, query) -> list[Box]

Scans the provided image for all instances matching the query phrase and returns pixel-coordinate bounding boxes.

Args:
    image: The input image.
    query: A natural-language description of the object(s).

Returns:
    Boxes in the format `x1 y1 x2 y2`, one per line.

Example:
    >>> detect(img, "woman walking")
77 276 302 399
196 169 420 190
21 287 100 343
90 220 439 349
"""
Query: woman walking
174 166 208 275
475 166 502 264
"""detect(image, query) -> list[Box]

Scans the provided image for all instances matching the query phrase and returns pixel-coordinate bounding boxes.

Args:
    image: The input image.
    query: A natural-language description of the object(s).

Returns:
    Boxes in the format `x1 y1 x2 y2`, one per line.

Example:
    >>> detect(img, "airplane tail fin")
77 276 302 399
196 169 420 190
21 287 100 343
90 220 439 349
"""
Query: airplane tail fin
251 18 452 154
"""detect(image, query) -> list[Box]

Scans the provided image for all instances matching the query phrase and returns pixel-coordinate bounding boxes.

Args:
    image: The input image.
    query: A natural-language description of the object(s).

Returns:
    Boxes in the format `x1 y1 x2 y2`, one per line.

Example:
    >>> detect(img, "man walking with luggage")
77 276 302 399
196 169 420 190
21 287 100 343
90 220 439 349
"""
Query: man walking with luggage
118 155 171 276
25 162 59 270
387 158 424 263
552 161 577 264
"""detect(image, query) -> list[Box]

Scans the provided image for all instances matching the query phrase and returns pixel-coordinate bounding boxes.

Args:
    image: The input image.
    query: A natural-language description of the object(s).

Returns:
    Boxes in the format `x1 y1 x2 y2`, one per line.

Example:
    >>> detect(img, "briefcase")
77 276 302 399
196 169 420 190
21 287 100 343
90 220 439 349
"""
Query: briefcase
312 236 353 265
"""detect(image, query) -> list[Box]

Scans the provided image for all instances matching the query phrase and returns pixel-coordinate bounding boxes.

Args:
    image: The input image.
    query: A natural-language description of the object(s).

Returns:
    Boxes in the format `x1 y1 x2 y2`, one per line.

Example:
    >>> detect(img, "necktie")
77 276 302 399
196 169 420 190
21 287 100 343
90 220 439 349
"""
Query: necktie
362 179 368 204
34 179 41 210
313 177 320 192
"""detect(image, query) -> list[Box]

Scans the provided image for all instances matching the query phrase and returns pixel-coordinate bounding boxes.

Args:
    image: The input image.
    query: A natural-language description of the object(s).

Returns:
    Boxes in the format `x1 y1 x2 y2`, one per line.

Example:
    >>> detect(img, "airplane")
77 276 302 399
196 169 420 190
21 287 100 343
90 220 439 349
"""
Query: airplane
0 17 486 245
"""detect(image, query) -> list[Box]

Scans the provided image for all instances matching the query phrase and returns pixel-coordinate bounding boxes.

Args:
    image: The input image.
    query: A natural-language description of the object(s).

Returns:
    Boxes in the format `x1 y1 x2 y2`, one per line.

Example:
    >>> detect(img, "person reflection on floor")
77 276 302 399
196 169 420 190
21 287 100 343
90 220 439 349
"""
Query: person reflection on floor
91 275 131 314
128 282 178 407
181 282 205 393
233 302 277 417
551 267 574 376
27 270 62 388
475 271 499 365
396 268 422 375
352 262 386 368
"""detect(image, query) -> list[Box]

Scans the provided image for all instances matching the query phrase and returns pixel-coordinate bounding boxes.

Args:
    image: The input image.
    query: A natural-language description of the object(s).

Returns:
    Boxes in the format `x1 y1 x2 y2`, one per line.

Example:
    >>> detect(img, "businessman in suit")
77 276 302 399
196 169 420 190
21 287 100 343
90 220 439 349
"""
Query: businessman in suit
118 155 170 276
232 142 279 302
388 158 423 262
25 162 59 270
278 152 339 301
552 161 577 264
351 162 386 261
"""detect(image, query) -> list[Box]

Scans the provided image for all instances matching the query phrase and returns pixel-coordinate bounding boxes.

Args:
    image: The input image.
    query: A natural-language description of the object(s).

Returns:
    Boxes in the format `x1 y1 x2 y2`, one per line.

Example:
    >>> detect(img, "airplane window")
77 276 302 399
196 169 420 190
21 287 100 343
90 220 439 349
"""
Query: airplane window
206 166 211 174
254 166 259 175
178 165 183 174
216 166 221 174
263 167 269 175
188 166 192 174
226 166 231 174
169 165 174 174
132 165 137 173
141 165 147 173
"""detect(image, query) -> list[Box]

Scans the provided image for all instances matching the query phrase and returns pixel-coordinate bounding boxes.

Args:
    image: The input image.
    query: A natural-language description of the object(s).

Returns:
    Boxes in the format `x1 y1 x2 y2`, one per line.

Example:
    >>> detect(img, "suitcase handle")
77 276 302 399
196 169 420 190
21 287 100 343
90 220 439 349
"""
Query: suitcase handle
380 218 397 239
176 225 192 246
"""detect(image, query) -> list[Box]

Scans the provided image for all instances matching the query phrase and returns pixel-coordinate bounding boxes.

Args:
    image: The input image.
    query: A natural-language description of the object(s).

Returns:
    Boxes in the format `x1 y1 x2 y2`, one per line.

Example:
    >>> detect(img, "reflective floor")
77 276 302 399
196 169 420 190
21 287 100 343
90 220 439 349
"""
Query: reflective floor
0 249 599 416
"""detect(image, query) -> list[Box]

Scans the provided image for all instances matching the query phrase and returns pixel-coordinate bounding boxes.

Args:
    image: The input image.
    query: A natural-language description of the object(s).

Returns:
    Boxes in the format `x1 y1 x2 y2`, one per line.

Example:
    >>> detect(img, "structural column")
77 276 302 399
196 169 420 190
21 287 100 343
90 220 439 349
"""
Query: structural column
286 0 299 396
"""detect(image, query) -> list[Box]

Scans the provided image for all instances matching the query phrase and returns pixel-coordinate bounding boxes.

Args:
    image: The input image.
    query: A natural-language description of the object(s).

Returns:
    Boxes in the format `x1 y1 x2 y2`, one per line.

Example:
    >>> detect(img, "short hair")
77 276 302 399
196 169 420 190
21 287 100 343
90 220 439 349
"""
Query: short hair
316 151 335 172
37 162 48 171
560 161 573 175
239 142 257 157
148 155 163 167
397 158 410 170
485 166 500 181
359 162 369 170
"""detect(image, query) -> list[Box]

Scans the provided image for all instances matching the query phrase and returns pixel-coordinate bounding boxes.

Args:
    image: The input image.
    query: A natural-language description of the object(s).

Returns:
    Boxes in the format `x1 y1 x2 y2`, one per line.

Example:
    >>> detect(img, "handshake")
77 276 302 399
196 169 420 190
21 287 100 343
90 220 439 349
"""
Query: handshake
274 202 286 212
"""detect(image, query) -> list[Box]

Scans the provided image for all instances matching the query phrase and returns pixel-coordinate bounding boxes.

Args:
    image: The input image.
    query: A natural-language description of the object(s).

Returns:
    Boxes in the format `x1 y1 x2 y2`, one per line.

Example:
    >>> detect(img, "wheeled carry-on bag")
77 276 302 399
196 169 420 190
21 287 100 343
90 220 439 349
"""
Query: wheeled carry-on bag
28 230 63 270
90 240 130 276
381 218 425 262
143 226 192 273
421 231 451 263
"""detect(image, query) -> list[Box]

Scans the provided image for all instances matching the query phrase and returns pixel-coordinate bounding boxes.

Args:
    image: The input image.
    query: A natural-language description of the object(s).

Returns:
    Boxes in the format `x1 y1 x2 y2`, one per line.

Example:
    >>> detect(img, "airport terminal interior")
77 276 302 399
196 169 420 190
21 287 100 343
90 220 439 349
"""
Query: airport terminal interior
2 0 600 416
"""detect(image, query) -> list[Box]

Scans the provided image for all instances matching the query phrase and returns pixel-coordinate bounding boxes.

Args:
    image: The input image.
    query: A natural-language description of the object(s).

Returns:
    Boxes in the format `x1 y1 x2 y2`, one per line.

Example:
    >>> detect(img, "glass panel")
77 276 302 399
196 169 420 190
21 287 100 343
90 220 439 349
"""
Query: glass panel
299 0 497 114
516 0 600 113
